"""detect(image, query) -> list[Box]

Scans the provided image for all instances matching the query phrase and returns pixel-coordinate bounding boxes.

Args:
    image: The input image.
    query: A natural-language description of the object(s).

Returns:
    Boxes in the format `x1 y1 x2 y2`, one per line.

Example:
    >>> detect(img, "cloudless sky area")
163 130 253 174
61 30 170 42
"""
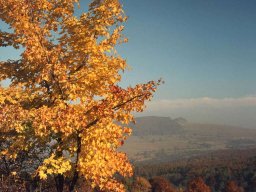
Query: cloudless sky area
118 0 256 99
1 0 256 127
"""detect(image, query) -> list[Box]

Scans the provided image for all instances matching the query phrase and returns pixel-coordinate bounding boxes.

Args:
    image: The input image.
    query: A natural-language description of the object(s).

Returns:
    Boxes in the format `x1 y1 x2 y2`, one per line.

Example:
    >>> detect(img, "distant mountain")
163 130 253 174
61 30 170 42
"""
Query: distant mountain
173 117 187 126
130 116 184 136
121 116 256 163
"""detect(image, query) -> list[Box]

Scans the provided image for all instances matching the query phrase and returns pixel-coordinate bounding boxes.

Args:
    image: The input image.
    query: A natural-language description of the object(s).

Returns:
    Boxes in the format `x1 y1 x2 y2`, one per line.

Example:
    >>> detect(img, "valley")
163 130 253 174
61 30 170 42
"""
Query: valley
121 116 256 163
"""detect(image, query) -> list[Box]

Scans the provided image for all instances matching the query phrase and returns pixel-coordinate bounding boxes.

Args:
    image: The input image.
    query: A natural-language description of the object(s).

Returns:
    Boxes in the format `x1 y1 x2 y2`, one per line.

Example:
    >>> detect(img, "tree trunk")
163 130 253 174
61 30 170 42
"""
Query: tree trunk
55 137 64 192
69 134 81 192
69 171 79 192
55 174 64 192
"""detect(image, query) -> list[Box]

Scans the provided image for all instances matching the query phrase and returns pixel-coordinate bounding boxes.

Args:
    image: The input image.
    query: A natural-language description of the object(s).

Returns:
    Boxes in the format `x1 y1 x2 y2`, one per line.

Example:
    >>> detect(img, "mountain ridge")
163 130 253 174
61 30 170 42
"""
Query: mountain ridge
121 116 256 163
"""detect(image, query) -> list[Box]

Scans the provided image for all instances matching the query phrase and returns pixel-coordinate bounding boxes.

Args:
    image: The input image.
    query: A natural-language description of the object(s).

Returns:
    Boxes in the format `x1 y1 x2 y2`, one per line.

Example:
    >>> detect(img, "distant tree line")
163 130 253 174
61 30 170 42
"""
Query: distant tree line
134 148 256 192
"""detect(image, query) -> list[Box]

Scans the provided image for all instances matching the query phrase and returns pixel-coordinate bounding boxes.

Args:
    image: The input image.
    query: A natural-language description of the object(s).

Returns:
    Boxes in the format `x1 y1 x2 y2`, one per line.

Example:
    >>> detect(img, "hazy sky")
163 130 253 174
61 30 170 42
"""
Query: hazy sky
1 0 256 128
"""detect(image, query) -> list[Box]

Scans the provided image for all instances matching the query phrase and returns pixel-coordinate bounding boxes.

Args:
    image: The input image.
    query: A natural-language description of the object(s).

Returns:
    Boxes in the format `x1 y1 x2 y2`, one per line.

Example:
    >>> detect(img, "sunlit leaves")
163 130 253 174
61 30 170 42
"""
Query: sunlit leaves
0 0 160 191
38 154 72 180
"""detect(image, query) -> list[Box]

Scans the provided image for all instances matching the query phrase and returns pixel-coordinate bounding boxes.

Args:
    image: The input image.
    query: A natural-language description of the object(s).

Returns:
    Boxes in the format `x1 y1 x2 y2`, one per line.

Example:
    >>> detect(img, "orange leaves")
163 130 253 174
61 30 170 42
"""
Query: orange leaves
77 118 133 191
0 0 160 191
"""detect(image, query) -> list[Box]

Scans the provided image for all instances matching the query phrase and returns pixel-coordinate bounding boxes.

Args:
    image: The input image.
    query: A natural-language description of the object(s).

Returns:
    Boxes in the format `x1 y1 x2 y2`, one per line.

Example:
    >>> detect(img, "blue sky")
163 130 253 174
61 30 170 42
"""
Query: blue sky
117 0 256 99
1 0 256 127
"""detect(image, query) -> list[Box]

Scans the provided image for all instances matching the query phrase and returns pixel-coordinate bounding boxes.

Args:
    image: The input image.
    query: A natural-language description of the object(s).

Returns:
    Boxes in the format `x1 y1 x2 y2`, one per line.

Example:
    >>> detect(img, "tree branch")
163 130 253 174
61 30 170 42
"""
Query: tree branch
112 94 144 110
80 93 146 134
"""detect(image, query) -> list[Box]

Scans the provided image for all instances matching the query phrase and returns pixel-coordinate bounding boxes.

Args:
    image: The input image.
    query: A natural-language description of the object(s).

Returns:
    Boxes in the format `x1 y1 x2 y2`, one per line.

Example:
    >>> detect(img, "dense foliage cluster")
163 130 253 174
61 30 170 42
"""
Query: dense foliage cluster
0 0 160 191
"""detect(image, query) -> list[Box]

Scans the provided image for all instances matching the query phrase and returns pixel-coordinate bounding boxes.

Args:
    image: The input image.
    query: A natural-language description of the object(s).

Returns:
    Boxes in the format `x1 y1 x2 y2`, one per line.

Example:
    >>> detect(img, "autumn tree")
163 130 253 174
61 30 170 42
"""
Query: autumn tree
131 176 152 192
150 176 177 192
0 0 160 191
225 180 244 192
187 177 211 192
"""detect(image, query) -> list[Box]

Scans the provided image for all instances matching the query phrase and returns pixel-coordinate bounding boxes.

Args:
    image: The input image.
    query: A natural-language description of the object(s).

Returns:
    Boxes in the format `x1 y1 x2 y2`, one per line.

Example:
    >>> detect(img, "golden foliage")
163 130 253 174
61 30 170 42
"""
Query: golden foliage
0 0 160 191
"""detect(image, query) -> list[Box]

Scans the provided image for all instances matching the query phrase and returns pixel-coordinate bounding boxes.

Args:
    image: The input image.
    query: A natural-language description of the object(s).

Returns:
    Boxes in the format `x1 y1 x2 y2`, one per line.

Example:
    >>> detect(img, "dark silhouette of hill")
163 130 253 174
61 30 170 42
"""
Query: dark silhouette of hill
130 116 185 136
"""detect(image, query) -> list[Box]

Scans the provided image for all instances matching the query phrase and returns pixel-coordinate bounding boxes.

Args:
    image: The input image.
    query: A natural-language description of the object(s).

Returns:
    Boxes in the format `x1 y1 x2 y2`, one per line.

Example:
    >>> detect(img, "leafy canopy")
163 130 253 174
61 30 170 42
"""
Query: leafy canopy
0 0 160 191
